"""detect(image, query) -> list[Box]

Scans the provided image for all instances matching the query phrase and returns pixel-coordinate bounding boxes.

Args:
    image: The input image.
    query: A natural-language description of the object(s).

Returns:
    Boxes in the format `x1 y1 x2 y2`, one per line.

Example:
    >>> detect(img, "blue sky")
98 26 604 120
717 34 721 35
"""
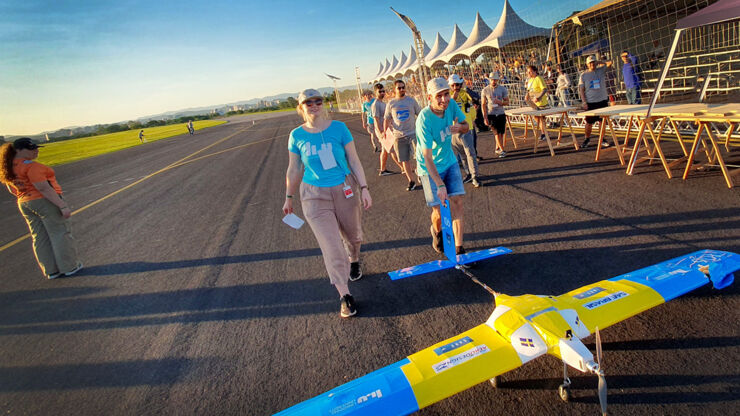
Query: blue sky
1 0 594 135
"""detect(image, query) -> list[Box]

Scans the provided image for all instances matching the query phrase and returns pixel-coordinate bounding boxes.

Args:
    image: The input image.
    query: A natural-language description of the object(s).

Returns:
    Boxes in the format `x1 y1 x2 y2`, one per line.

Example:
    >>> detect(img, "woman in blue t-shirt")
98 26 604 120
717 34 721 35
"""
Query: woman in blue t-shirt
283 88 372 318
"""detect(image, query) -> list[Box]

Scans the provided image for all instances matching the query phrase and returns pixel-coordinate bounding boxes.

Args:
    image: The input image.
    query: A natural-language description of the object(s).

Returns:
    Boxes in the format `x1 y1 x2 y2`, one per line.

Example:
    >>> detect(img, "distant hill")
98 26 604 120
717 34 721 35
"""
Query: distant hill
2 85 355 141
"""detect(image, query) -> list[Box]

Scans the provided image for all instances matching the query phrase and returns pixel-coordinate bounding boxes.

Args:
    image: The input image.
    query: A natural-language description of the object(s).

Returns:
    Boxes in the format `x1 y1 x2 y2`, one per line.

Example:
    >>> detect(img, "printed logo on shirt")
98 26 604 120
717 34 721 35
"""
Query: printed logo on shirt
396 108 410 122
589 79 601 90
304 142 332 156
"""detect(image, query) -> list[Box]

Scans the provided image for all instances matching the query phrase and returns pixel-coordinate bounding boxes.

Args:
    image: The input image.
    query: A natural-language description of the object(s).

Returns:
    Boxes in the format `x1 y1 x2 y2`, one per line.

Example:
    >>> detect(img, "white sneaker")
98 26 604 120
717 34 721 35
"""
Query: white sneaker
498 151 507 158
64 262 83 277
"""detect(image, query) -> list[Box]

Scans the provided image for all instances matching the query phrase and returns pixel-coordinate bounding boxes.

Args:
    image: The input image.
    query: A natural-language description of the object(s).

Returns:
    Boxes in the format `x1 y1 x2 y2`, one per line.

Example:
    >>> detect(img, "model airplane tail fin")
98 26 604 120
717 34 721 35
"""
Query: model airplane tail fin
706 254 738 289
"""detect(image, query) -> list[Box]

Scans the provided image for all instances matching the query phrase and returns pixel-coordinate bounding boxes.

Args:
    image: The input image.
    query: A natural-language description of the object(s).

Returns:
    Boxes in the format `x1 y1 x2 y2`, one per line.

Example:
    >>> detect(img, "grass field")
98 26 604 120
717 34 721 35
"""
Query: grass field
35 120 226 166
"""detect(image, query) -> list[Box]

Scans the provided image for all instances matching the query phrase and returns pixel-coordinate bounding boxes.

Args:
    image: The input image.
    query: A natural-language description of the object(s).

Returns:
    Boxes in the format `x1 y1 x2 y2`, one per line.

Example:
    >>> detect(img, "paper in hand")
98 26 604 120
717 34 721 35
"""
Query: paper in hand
282 213 305 229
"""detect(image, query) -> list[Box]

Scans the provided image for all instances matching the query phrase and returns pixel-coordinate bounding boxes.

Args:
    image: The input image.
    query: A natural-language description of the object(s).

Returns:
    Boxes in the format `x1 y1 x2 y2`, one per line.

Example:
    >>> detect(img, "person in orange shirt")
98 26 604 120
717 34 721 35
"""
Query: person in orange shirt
0 138 82 279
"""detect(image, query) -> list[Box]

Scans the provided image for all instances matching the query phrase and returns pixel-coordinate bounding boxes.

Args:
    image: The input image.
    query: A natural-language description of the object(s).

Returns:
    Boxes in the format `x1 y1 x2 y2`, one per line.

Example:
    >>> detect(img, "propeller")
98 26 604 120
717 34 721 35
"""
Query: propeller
595 327 607 416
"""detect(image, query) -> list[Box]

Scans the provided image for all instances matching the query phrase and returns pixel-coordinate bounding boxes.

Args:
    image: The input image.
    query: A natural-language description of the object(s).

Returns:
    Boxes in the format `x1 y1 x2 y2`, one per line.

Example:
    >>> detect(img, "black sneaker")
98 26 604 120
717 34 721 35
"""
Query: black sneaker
374 146 381 153
431 225 443 253
63 262 83 277
46 272 62 280
406 181 416 191
379 169 393 176
456 247 477 268
582 137 591 148
349 261 362 281
463 174 473 184
340 294 357 318
539 134 547 142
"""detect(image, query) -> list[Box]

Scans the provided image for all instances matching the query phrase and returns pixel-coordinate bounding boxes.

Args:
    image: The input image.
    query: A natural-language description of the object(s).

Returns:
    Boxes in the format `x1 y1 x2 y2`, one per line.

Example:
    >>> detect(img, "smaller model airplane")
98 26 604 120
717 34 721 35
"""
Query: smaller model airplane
389 202 511 283
276 249 739 415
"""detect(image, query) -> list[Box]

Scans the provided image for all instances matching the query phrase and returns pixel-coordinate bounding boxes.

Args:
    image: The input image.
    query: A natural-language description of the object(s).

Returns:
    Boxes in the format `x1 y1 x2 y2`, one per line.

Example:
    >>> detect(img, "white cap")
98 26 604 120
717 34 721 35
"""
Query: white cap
297 88 322 104
447 74 464 85
427 77 450 96
586 55 596 64
489 72 500 80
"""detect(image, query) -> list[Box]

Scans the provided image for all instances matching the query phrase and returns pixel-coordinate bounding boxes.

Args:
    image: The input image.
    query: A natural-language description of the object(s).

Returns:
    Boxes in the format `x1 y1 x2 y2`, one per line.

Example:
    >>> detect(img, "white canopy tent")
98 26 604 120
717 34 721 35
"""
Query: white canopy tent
430 24 467 67
442 12 493 62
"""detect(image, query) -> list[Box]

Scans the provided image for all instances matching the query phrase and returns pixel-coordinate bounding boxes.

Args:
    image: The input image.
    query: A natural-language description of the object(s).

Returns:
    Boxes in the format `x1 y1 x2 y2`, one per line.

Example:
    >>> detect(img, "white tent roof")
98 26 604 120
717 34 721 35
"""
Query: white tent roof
392 51 408 74
375 62 384 78
397 45 417 74
478 0 549 50
378 59 391 79
445 12 493 59
677 0 740 29
425 32 449 63
380 55 399 79
431 24 467 66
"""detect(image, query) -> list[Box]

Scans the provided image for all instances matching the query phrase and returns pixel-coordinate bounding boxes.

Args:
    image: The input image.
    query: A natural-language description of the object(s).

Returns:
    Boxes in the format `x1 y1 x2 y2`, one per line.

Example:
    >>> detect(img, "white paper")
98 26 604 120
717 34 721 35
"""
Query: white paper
317 143 337 170
282 213 305 229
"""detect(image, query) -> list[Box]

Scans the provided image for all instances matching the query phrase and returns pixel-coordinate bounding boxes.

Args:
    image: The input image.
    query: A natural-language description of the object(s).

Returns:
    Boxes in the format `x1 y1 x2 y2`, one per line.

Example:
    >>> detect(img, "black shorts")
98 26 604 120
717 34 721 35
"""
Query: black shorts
585 100 609 124
487 114 507 135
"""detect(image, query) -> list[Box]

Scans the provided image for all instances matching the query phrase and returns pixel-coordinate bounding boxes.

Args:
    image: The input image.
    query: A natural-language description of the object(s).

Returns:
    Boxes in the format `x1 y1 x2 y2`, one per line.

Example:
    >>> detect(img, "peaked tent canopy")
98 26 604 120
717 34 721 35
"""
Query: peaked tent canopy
380 55 399 79
431 24 468 66
446 12 494 60
392 51 408 75
375 62 384 78
397 45 417 75
481 0 550 50
425 32 449 63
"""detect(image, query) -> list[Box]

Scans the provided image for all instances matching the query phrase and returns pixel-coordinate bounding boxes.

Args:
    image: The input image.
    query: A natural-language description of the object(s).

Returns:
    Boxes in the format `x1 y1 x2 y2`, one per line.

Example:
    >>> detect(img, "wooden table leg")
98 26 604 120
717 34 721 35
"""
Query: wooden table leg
595 117 607 161
704 123 734 188
627 119 648 175
622 115 634 156
505 117 519 149
682 124 704 180
670 119 688 156
607 117 625 165
564 111 579 150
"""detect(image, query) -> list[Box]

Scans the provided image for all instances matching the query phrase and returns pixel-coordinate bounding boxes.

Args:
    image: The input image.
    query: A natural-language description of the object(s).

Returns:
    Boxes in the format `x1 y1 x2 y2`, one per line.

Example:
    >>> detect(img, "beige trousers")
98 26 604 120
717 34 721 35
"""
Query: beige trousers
300 175 363 286
18 197 79 276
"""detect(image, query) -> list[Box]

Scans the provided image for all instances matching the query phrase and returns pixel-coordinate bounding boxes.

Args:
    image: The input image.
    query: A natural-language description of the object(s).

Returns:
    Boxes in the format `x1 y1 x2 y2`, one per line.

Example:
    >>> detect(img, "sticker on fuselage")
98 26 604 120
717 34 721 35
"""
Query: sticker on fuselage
583 291 628 309
329 389 383 415
432 345 490 374
573 287 605 299
434 336 473 356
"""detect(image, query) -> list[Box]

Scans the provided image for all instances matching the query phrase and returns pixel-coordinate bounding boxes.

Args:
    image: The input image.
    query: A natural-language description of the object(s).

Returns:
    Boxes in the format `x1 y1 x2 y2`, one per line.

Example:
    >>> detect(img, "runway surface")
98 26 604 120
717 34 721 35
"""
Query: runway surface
1 110 739 415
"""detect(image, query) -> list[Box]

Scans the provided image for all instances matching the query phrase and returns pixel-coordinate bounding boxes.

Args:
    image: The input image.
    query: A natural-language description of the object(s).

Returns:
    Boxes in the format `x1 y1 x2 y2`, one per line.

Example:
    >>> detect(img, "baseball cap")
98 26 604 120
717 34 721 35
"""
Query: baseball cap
447 74 464 85
297 88 322 104
586 55 596 64
426 77 450 96
489 72 500 80
13 137 42 150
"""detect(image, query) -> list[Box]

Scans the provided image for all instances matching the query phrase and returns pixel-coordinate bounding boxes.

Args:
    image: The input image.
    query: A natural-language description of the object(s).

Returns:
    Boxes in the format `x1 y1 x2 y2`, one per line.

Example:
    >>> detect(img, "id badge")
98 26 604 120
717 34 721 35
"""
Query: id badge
317 144 337 170
343 185 354 198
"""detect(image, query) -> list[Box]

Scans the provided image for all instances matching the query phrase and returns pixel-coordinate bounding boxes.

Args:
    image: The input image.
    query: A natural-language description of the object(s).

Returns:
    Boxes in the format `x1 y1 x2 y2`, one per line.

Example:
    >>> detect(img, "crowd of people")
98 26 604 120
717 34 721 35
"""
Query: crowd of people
289 51 650 318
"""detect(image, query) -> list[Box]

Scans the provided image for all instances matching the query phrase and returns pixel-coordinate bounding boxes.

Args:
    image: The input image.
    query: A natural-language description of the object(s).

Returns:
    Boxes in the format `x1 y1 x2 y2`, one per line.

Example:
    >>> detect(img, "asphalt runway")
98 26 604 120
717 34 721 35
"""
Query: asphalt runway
1 110 739 415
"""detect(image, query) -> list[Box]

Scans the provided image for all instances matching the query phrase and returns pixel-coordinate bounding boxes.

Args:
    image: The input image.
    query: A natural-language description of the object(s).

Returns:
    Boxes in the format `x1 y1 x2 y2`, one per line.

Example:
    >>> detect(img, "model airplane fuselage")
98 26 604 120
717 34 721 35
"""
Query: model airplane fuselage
276 249 739 415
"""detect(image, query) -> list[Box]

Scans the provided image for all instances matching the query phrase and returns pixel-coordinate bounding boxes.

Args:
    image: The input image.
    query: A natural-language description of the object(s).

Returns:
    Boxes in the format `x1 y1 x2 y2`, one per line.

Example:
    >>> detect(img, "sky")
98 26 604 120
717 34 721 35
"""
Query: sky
1 0 595 135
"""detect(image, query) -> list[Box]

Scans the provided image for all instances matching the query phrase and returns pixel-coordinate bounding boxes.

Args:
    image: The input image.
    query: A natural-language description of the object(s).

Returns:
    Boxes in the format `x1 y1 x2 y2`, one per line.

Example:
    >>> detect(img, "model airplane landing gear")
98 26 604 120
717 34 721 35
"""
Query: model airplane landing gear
559 360 571 401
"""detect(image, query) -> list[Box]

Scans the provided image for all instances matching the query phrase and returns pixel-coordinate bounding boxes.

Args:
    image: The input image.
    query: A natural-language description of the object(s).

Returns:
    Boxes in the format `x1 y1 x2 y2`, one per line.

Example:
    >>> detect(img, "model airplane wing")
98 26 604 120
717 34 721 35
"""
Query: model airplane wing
552 249 738 335
275 323 523 415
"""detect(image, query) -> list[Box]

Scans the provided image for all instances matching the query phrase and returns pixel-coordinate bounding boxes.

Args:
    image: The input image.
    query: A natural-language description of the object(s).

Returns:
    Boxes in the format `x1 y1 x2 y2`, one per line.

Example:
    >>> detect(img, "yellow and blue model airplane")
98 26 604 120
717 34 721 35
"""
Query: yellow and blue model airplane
276 205 739 415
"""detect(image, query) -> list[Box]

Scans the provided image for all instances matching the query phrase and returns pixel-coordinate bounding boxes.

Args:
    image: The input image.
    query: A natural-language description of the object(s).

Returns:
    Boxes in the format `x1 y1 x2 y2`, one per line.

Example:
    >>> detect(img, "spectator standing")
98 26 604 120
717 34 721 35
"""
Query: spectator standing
384 80 421 191
361 91 380 152
138 130 146 143
621 51 642 104
524 65 550 143
187 120 194 135
556 66 571 107
448 74 480 188
0 138 83 279
415 78 470 256
579 55 611 148
481 72 509 158
283 89 372 318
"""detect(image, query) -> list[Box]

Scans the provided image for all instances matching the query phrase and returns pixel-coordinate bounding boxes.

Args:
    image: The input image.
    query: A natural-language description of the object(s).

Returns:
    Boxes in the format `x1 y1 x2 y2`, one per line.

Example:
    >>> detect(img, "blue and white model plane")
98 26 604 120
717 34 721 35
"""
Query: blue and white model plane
276 248 739 416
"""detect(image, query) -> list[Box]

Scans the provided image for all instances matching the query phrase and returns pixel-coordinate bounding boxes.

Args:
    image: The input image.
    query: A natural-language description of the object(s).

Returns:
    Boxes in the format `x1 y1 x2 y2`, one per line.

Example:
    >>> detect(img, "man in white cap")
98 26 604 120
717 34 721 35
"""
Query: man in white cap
384 79 421 191
415 77 470 257
481 72 509 158
448 74 480 187
579 54 611 148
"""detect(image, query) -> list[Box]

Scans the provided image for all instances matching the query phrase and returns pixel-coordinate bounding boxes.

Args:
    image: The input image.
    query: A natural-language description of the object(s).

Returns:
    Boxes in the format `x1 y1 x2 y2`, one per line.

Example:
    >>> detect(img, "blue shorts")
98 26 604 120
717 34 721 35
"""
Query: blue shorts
420 164 465 207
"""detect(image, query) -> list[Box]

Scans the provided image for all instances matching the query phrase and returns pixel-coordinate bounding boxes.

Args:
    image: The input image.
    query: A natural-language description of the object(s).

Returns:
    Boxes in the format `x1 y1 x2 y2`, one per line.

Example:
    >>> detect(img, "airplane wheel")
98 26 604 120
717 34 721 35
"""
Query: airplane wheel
489 376 500 388
558 384 571 402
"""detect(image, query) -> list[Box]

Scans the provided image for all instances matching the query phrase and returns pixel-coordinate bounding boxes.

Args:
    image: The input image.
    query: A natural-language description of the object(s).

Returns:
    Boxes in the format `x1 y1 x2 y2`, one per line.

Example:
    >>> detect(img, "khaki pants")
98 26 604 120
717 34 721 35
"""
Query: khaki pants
18 197 79 276
300 176 363 287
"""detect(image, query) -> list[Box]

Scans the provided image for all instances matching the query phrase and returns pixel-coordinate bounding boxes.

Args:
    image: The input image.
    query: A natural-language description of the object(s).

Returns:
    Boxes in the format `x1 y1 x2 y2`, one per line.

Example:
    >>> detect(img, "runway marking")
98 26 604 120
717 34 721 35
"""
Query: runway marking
0 124 260 253
167 134 288 169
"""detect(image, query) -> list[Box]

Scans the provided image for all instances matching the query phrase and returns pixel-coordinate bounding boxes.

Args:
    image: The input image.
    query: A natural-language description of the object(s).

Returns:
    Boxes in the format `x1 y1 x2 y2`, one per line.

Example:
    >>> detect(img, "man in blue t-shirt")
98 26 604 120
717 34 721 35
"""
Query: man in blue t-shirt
361 91 380 152
415 77 470 256
620 50 642 104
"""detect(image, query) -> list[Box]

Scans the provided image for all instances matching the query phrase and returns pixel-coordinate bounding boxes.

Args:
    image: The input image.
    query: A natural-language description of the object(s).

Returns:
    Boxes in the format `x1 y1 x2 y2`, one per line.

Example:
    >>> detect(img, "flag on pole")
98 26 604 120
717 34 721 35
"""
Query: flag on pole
390 7 418 34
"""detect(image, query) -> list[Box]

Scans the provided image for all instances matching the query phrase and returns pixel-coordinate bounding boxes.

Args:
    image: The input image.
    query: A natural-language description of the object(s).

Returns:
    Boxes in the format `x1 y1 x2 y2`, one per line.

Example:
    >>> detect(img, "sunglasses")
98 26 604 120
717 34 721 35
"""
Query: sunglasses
305 99 323 107
396 86 405 90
